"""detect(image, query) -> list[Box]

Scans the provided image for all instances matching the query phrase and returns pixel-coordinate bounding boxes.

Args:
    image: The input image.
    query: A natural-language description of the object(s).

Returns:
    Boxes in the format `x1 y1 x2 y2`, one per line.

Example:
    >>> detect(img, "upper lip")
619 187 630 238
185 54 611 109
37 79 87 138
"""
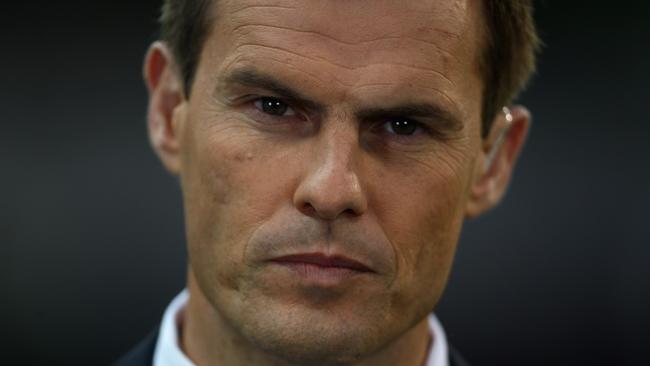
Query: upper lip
270 253 374 272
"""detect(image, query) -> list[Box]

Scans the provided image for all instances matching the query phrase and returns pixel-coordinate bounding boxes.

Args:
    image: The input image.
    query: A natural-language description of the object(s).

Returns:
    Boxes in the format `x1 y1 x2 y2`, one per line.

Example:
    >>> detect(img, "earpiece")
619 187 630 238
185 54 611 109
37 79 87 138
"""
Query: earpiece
483 107 513 172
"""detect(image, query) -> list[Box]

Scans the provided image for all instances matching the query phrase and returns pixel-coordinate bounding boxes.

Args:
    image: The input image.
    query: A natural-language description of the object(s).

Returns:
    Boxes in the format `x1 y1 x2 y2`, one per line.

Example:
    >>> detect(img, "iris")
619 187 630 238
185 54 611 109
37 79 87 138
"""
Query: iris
260 97 288 116
389 119 417 135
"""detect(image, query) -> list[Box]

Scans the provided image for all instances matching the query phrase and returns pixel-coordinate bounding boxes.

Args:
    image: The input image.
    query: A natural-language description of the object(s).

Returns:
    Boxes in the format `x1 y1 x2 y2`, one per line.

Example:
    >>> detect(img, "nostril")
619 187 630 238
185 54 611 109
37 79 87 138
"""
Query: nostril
300 202 316 216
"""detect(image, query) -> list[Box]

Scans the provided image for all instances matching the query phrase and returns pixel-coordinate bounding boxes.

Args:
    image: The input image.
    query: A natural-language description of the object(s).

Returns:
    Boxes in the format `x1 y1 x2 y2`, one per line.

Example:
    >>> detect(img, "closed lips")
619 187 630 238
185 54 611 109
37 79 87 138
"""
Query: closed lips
270 253 374 272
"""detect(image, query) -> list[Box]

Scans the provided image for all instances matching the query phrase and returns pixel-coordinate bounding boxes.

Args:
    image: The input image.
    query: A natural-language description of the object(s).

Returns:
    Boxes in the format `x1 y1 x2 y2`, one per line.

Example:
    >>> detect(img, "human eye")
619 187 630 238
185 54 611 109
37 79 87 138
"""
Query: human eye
380 118 428 137
240 96 311 133
253 97 297 117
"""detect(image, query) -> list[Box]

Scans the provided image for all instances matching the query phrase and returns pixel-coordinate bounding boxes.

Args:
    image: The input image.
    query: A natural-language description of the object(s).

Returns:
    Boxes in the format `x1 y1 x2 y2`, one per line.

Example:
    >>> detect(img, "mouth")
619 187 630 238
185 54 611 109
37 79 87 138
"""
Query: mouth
268 253 374 285
270 253 373 272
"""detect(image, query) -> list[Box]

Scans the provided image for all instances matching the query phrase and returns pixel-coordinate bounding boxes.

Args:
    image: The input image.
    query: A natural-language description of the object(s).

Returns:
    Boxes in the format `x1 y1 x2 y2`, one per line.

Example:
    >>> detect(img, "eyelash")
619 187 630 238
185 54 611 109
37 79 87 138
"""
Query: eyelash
248 96 431 140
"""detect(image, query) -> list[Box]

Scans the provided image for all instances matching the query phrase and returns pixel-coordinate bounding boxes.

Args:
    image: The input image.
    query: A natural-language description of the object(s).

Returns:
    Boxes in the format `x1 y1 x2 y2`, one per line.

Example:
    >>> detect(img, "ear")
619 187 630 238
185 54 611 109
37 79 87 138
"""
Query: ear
143 41 186 174
465 105 531 219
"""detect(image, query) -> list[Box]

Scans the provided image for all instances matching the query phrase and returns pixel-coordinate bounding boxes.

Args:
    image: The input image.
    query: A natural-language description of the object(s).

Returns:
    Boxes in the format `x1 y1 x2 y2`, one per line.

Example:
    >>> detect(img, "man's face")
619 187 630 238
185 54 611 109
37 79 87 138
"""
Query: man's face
173 0 485 362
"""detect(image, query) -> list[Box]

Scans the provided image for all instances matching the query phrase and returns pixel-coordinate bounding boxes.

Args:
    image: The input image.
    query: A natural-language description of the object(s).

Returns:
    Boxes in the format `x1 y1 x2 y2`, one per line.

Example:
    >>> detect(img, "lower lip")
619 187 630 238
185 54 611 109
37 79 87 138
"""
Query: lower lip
271 262 368 286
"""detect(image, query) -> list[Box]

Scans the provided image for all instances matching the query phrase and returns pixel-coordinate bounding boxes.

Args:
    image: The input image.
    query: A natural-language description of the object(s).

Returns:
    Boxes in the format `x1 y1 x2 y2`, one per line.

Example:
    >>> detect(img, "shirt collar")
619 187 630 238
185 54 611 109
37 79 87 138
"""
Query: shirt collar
154 290 449 366
153 289 193 366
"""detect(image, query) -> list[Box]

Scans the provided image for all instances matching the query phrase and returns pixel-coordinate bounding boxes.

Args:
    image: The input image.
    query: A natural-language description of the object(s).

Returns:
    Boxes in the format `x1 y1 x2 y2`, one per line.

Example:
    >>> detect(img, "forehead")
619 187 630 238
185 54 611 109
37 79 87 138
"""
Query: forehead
202 0 484 120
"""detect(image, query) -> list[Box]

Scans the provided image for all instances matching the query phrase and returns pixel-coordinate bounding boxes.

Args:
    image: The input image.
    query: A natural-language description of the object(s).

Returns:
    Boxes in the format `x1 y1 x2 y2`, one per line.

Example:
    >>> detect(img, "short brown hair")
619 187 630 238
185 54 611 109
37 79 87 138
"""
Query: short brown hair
159 0 540 136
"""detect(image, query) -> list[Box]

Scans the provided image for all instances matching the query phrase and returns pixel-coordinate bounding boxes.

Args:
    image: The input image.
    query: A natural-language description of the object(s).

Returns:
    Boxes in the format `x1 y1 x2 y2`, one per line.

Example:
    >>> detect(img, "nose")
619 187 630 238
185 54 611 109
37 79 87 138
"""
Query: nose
293 128 368 220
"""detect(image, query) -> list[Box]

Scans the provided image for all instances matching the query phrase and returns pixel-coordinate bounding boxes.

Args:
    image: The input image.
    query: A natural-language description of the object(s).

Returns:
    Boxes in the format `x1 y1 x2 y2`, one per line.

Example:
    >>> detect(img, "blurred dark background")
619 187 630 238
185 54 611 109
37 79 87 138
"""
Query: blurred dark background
2 1 649 365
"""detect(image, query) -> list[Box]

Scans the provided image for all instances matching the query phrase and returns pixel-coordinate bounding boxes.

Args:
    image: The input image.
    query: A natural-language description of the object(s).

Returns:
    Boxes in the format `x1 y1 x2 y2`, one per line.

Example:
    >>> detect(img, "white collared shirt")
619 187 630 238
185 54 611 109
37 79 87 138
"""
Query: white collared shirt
153 290 449 366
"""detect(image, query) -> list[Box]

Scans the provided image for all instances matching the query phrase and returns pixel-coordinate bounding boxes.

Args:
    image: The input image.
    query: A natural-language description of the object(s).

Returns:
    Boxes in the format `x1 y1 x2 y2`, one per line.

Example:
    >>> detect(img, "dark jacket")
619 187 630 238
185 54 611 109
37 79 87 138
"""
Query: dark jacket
114 329 470 366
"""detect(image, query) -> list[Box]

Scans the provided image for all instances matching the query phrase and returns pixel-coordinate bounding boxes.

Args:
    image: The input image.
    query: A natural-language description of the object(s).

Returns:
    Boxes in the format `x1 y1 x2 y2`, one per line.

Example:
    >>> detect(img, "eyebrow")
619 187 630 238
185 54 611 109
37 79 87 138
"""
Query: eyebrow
221 67 463 131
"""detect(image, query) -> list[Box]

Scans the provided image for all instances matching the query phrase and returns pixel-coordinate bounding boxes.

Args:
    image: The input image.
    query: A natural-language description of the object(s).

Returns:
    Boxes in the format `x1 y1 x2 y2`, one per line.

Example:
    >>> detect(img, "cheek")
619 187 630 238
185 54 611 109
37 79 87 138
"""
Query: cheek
378 152 475 311
180 121 297 292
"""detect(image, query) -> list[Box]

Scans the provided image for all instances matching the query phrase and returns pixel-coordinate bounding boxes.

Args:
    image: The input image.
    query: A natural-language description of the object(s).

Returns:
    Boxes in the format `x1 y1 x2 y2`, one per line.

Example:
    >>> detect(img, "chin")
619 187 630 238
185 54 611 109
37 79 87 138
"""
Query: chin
236 298 391 365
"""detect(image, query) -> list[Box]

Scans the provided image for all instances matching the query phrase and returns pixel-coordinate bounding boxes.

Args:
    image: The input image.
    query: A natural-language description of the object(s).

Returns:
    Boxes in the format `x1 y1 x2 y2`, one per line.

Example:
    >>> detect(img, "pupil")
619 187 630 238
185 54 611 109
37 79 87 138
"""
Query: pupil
392 119 417 135
261 98 288 115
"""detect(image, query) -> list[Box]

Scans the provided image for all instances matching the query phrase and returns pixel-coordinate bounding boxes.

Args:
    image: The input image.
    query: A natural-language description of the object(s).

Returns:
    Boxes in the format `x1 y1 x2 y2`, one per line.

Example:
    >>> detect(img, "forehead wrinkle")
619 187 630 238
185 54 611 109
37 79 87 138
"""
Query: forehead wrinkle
228 41 454 89
229 3 297 14
216 46 335 87
230 57 340 90
353 62 453 86
223 1 471 63
232 42 358 71
218 1 482 76
230 22 461 65
225 43 356 90
286 0 467 39
229 22 460 77
222 0 477 48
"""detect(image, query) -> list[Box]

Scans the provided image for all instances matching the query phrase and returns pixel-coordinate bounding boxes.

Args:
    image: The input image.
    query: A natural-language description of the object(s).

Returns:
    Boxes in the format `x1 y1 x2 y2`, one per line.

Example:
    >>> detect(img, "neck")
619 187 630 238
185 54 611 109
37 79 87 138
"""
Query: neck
181 274 433 366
